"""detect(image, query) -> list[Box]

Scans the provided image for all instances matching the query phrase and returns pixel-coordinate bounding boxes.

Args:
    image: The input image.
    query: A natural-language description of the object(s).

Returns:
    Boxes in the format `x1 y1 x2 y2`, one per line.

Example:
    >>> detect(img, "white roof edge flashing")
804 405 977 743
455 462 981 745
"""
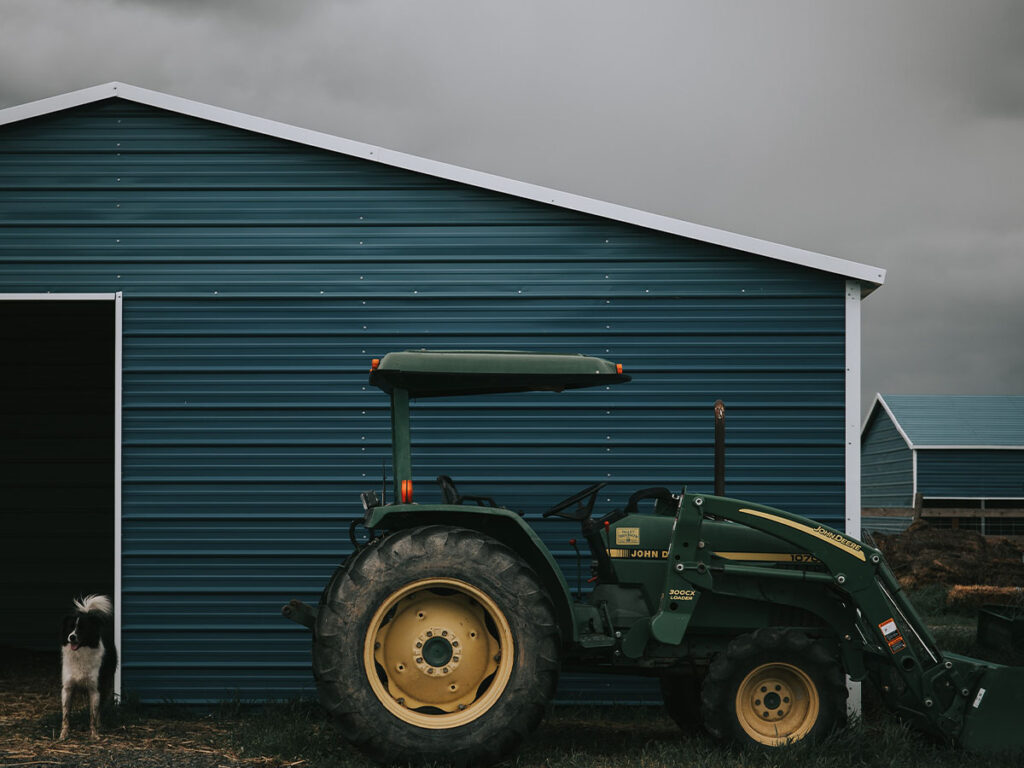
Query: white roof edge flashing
868 394 1024 450
869 395 917 450
0 82 886 291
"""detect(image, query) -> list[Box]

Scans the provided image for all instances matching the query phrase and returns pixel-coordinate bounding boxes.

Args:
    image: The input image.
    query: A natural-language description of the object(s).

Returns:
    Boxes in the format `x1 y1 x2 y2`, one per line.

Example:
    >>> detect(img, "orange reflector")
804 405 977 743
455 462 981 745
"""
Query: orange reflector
370 358 380 371
616 363 623 374
401 479 413 503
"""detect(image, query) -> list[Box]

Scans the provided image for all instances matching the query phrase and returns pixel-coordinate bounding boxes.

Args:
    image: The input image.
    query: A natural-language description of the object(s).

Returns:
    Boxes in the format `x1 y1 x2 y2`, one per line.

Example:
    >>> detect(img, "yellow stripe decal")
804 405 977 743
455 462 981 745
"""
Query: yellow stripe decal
714 552 819 563
737 509 866 562
606 548 669 559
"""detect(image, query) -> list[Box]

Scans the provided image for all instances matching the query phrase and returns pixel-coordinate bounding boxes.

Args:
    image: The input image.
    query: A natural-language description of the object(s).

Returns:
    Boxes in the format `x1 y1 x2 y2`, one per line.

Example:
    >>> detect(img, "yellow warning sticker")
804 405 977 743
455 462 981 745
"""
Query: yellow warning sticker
615 527 640 546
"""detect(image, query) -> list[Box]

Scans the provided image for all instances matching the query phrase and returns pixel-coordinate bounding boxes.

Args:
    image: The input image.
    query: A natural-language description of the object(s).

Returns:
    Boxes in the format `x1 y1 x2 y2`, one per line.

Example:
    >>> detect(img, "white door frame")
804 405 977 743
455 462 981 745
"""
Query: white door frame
0 292 123 696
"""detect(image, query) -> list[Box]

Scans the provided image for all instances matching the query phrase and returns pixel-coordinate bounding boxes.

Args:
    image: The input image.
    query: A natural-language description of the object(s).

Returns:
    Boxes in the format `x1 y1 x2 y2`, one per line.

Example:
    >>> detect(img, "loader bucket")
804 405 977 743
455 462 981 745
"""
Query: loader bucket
957 662 1024 752
977 604 1024 651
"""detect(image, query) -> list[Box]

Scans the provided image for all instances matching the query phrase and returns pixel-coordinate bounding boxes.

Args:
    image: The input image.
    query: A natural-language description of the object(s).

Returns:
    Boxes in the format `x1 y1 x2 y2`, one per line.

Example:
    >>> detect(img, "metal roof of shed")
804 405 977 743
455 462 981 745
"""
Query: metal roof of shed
869 394 1024 449
0 82 885 292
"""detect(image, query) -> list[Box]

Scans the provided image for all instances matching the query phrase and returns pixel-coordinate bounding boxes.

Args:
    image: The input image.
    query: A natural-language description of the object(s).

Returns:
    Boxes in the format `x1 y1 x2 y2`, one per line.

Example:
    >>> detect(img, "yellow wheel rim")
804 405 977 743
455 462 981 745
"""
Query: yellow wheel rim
364 577 514 729
735 662 820 745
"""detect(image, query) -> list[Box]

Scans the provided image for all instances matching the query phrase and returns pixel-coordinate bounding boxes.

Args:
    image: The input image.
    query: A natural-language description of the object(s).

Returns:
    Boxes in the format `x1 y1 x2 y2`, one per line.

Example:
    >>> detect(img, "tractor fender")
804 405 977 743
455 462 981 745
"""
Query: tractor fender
364 503 576 642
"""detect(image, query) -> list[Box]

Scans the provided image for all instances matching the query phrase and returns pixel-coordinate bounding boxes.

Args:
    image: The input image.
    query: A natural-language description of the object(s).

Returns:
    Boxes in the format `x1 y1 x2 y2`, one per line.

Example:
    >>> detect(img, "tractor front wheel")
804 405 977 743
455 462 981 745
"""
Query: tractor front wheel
313 525 560 766
701 628 847 747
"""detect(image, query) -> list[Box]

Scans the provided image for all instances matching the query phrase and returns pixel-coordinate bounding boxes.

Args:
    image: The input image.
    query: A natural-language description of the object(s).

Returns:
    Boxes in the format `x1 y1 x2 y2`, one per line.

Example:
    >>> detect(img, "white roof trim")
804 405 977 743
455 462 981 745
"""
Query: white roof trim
863 393 1024 450
0 82 886 290
864 394 916 449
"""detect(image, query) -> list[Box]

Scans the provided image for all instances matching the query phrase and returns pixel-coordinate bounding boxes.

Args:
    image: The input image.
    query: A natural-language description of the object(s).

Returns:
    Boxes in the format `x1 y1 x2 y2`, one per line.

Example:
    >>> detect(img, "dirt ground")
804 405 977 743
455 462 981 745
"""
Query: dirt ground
873 520 1024 590
0 648 300 768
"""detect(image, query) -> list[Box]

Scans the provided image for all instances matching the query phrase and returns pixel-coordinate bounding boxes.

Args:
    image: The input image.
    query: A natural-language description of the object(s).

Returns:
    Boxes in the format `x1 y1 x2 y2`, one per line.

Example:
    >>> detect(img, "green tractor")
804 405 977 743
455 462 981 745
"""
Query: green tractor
282 350 1024 766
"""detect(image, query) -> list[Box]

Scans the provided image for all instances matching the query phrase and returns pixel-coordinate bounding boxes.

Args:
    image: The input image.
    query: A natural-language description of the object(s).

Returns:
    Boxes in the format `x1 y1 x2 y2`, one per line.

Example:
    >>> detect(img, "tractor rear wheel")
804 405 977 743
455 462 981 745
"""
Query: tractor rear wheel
701 628 846 747
313 525 560 767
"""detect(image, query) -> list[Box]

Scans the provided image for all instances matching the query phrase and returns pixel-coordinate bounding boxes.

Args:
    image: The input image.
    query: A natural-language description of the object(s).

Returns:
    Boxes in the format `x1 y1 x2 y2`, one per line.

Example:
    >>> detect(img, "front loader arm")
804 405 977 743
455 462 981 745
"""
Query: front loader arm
654 491 991 746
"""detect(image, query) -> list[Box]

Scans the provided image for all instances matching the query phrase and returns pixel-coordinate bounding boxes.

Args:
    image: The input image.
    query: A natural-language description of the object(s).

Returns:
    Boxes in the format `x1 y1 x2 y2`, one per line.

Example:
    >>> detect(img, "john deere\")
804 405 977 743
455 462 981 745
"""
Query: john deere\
283 350 1024 766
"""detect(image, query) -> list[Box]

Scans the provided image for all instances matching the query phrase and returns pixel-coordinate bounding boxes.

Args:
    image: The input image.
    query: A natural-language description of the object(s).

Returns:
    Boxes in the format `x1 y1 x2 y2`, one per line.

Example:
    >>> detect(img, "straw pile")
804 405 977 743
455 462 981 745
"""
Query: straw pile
872 520 1024 590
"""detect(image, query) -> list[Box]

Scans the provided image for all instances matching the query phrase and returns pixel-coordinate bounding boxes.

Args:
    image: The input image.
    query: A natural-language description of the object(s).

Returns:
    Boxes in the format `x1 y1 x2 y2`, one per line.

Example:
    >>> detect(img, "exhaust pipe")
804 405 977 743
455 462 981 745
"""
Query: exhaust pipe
281 599 317 630
714 399 726 497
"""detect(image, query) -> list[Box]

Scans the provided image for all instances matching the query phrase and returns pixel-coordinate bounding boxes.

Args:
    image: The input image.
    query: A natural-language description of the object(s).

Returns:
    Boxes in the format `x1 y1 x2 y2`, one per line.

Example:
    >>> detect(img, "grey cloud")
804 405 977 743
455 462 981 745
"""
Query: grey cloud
946 1 1024 118
0 0 1022 413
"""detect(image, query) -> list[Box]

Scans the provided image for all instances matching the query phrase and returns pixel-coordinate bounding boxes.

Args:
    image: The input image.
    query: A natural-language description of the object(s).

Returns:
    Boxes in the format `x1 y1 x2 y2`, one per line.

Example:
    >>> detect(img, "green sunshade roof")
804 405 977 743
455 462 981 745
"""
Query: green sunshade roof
369 349 630 398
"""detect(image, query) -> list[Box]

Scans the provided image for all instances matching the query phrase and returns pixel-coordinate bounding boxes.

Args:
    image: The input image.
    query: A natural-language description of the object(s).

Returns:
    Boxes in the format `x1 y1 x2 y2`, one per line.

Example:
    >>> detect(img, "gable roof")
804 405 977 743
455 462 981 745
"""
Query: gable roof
868 394 1024 449
0 82 885 292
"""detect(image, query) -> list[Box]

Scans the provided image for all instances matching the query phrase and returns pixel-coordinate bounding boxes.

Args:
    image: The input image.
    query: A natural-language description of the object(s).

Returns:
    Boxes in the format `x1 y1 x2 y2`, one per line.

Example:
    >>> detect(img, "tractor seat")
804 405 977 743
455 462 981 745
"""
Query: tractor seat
436 475 500 508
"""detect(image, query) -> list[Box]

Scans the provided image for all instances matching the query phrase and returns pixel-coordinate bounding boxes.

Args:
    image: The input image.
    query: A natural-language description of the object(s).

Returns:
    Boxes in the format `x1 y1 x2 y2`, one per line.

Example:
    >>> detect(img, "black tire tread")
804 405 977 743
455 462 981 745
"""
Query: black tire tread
660 673 703 732
701 627 847 744
312 525 560 767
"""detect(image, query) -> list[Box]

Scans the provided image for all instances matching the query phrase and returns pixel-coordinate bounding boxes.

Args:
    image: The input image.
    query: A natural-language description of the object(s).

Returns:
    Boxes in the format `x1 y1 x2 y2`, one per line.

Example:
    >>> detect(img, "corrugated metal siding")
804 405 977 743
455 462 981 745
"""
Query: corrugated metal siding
917 450 1024 499
861 407 913 507
883 395 1024 447
0 100 848 702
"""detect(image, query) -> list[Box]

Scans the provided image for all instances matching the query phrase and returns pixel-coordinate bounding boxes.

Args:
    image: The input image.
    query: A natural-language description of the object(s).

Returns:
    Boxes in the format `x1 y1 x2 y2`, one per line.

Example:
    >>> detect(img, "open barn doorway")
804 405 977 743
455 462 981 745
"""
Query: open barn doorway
0 296 119 657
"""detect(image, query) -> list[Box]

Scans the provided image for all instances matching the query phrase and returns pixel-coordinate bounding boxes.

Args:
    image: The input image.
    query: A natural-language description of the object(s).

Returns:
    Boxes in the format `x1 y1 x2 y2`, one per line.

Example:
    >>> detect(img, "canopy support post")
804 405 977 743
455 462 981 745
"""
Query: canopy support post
391 387 412 502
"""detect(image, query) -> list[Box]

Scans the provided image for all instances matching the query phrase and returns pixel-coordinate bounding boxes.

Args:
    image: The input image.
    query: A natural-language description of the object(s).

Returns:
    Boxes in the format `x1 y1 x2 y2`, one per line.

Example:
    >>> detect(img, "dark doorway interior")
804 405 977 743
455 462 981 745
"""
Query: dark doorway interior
0 300 114 649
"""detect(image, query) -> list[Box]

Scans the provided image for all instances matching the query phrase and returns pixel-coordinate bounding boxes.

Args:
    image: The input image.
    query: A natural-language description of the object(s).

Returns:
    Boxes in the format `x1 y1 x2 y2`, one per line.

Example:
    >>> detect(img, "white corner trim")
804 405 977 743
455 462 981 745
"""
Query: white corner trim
0 82 887 290
844 280 862 719
912 449 917 500
845 280 861 540
114 292 123 700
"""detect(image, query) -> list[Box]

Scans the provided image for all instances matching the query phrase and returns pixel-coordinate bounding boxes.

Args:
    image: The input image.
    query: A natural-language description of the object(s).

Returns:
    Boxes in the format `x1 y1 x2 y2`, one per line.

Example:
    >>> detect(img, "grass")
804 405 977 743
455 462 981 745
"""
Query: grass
15 687 1023 768
10 690 1019 768
6 588 1024 767
214 589 1024 767
216 700 1024 768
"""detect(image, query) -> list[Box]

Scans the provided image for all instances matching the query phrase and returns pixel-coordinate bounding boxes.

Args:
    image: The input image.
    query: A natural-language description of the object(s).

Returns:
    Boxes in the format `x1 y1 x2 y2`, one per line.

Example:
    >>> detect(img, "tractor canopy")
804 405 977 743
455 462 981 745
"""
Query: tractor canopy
368 350 630 398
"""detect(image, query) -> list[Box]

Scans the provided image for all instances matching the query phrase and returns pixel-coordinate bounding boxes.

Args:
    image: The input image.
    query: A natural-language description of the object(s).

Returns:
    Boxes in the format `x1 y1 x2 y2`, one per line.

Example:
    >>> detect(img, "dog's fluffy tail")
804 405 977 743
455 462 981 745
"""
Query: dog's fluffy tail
74 594 113 616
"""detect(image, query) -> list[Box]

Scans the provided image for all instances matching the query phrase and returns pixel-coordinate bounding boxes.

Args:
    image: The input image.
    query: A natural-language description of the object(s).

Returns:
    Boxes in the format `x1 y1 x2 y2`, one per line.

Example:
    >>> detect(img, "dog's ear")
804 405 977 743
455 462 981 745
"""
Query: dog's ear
61 615 76 635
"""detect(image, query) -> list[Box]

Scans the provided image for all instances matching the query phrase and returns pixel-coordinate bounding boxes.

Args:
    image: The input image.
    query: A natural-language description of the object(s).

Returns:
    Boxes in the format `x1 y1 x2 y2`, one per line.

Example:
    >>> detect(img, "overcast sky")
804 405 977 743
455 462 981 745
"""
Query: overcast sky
2 0 1022 414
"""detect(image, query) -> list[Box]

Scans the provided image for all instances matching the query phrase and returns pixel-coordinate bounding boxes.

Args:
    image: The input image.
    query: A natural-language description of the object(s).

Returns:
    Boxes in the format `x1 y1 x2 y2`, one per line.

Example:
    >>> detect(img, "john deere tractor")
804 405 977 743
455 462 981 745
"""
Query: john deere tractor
283 350 1024 766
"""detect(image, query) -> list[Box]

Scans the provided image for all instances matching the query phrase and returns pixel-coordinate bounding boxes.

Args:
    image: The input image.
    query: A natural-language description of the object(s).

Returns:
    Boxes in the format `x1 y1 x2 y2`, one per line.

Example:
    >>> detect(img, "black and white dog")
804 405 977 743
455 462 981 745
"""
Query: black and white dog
60 594 118 740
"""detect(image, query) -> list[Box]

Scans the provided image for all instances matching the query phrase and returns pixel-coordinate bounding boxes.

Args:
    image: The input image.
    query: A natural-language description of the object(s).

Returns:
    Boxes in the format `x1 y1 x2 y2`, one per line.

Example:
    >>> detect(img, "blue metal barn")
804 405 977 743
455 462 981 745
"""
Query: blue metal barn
862 395 1024 535
0 83 884 702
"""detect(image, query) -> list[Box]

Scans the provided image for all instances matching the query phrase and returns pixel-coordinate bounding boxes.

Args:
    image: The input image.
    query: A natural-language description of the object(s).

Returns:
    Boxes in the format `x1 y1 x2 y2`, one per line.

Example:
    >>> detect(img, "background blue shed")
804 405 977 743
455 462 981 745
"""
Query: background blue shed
862 395 1024 535
0 83 883 702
